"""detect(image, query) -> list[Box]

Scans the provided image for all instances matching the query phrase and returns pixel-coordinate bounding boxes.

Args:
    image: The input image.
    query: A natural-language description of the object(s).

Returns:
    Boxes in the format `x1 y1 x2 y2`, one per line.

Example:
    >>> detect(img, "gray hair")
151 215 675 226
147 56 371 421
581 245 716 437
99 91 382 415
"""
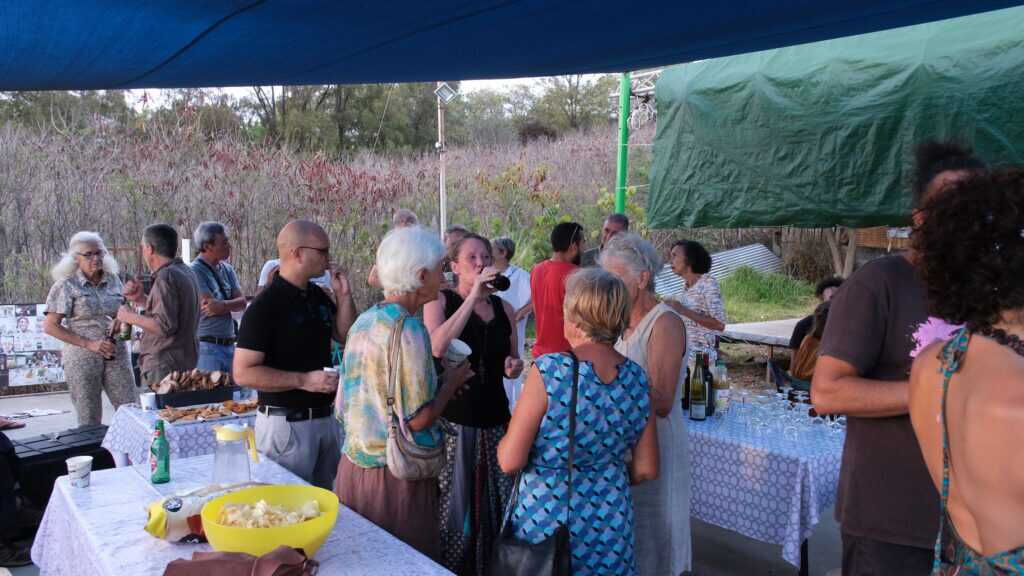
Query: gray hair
376 226 446 297
193 221 227 253
492 237 516 261
599 233 663 293
143 224 178 258
51 231 120 282
606 213 630 230
392 209 419 228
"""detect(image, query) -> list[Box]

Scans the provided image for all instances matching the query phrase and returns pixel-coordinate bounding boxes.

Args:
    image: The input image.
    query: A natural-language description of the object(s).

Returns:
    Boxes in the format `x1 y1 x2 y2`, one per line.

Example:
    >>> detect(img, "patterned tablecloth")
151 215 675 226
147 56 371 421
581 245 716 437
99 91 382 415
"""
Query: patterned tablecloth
687 413 844 568
30 453 452 576
101 405 257 465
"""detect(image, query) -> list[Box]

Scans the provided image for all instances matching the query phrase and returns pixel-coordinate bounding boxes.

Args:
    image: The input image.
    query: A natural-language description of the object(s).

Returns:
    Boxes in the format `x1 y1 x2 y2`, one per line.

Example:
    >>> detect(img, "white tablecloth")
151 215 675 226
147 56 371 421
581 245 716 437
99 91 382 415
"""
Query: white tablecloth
30 454 452 576
688 413 843 568
102 405 257 465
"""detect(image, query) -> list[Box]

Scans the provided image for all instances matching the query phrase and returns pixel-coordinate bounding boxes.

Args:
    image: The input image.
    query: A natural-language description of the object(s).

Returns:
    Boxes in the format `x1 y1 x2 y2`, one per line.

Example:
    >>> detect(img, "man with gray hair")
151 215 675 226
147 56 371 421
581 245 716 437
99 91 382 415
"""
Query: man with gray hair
118 224 201 388
190 221 246 372
581 213 630 267
392 208 419 229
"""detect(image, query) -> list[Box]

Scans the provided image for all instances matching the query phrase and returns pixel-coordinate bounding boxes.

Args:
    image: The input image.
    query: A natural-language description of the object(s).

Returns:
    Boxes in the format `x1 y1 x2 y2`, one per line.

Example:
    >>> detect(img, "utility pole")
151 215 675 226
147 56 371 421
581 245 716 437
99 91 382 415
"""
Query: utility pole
437 82 447 241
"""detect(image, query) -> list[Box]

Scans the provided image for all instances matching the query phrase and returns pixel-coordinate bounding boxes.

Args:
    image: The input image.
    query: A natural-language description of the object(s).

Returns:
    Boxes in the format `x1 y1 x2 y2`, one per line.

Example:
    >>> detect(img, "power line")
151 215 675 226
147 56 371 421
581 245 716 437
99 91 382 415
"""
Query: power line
371 83 396 155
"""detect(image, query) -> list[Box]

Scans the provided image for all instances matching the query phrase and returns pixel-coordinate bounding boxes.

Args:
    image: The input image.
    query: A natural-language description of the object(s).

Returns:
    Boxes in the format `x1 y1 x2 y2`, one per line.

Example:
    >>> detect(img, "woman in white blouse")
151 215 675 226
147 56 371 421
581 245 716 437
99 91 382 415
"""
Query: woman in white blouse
666 240 727 363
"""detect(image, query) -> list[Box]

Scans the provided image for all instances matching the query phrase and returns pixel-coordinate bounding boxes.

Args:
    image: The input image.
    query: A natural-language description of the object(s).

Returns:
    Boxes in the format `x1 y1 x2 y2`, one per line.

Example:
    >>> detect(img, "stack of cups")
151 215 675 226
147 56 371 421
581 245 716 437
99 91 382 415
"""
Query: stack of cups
66 455 94 488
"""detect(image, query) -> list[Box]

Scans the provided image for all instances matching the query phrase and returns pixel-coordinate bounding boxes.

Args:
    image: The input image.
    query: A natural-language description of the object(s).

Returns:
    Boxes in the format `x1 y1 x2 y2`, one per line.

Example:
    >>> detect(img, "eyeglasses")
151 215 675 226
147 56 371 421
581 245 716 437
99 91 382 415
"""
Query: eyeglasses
297 245 330 257
76 251 105 260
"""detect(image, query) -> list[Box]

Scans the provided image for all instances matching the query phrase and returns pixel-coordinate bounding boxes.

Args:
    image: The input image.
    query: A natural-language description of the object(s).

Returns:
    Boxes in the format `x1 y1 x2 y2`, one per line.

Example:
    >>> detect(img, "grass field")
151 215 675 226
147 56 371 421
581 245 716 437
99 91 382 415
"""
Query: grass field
719 267 817 324
522 266 816 344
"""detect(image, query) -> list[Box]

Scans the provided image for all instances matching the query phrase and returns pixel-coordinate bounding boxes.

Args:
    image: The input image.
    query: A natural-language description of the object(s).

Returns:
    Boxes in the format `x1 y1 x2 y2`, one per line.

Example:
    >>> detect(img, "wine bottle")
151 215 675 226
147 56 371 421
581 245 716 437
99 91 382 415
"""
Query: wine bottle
682 355 693 411
703 352 715 417
690 352 707 421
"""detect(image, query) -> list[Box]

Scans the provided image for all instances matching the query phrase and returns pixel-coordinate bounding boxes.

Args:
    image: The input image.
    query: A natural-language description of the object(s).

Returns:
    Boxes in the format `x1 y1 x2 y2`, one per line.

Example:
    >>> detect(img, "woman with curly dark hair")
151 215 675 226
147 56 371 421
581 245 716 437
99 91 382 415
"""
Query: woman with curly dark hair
909 168 1024 574
813 139 984 575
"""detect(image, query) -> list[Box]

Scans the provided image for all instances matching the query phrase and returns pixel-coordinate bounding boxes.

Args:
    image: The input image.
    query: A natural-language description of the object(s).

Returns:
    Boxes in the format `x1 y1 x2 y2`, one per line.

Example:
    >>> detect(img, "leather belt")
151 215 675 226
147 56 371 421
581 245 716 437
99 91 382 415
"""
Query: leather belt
199 336 236 346
258 405 332 422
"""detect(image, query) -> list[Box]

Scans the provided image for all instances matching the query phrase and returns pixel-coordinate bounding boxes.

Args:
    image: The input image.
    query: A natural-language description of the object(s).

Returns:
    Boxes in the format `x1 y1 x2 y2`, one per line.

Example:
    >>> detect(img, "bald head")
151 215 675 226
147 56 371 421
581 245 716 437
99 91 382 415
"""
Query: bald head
277 220 328 262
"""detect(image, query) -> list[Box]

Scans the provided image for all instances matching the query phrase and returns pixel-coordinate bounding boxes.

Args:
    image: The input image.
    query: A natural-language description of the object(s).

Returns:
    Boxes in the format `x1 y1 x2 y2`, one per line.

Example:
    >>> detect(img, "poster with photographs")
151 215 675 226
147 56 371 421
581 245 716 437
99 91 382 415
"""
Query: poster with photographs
0 303 65 386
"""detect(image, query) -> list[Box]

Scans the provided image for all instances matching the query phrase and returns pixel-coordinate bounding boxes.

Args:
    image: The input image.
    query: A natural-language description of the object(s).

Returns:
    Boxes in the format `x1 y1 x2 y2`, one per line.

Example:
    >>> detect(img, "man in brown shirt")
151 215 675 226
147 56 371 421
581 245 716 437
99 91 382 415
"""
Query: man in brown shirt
119 224 201 388
812 141 985 575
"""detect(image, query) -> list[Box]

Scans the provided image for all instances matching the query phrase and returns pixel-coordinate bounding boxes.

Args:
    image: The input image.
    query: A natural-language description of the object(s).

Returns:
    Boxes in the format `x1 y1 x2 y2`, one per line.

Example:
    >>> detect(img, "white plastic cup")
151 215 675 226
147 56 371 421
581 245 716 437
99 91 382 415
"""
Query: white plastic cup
444 339 472 365
66 455 93 488
323 367 340 391
140 392 157 410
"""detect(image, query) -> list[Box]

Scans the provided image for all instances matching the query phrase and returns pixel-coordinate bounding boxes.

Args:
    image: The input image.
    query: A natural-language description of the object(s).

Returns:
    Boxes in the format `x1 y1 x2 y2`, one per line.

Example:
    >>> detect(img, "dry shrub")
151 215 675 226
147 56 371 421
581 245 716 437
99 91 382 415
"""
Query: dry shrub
781 231 834 283
0 117 648 307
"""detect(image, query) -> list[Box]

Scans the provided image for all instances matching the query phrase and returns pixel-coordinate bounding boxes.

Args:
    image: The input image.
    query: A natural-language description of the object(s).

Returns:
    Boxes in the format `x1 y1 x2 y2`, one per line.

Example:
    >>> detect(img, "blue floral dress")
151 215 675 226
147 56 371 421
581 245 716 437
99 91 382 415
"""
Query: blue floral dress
510 353 651 575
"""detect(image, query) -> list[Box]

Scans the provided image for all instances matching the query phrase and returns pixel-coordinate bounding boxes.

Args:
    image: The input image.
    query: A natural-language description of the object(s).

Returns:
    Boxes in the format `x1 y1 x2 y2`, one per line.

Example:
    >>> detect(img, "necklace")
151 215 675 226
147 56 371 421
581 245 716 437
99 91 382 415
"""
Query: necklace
974 326 1024 358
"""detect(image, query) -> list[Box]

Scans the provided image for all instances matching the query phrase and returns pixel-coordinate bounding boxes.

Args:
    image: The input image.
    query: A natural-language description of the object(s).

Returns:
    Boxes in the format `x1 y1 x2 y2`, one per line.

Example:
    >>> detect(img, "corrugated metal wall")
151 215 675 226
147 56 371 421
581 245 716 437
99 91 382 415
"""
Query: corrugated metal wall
654 243 782 298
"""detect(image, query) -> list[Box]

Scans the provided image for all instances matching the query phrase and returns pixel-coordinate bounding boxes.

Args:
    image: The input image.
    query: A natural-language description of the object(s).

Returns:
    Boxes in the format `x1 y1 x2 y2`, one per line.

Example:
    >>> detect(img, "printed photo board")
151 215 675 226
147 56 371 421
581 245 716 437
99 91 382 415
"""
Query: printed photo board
0 304 66 386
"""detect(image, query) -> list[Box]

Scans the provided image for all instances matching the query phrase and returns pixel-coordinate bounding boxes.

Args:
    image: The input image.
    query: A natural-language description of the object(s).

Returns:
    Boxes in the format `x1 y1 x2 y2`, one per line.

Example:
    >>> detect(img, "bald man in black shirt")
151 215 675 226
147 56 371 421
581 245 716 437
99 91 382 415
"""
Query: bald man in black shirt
234 220 357 488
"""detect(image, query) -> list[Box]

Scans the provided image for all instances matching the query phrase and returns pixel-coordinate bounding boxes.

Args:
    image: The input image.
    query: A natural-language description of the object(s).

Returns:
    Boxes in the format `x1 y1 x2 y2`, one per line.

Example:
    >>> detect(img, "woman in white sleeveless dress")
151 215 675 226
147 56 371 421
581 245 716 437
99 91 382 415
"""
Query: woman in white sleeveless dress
602 233 692 576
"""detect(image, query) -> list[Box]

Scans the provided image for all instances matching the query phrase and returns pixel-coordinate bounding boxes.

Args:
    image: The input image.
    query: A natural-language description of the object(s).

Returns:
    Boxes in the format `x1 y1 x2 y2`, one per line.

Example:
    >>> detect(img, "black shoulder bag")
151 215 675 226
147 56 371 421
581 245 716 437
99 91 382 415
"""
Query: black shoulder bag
489 351 578 576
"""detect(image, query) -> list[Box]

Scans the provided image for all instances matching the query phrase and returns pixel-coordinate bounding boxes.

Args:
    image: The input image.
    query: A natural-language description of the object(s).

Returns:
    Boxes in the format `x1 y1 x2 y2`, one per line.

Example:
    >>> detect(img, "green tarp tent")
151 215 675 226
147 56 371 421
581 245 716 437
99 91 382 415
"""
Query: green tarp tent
647 6 1024 229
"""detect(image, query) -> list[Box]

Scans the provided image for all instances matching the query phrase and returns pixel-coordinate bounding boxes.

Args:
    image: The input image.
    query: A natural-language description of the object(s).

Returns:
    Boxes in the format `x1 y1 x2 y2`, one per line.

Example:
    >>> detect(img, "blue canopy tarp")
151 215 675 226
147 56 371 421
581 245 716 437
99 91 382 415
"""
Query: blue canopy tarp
1 1 1021 90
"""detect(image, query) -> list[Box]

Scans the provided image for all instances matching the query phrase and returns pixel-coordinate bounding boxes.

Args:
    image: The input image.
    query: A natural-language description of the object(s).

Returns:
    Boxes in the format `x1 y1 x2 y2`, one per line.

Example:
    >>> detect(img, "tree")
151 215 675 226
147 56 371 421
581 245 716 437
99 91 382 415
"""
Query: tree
149 89 243 139
531 75 616 132
825 227 858 278
0 90 134 133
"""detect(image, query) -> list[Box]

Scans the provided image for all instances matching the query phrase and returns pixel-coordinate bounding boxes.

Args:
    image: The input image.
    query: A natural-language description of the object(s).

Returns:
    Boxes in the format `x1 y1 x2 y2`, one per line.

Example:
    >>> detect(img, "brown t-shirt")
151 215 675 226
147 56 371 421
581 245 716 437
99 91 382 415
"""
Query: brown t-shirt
819 254 938 548
139 258 200 376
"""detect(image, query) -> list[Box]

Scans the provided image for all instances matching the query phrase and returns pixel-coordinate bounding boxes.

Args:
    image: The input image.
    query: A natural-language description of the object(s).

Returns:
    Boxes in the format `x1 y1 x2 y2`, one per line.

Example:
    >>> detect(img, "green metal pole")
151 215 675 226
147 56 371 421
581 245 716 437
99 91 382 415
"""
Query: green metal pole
615 72 631 213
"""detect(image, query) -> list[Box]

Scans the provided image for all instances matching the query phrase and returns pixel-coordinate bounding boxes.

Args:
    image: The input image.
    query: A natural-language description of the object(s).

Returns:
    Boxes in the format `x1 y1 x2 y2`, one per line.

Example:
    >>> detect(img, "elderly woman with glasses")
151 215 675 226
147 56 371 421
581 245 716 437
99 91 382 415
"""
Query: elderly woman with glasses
43 231 136 426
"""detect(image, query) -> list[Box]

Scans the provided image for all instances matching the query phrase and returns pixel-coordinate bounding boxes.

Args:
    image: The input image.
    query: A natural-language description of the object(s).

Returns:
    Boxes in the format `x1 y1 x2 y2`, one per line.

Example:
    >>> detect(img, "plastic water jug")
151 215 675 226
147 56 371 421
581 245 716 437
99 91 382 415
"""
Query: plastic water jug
212 423 258 485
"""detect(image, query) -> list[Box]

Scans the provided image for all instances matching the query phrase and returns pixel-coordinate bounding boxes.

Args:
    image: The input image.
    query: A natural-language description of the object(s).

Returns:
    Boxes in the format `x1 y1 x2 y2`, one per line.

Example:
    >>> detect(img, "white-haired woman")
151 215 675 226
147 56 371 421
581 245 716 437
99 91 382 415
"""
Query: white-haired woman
601 233 692 576
336 226 472 560
43 231 136 426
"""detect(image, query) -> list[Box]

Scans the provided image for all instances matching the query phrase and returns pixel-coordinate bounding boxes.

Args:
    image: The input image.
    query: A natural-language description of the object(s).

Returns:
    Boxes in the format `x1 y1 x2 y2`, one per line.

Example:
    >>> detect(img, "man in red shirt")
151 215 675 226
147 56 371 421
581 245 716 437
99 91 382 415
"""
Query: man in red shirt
530 222 585 358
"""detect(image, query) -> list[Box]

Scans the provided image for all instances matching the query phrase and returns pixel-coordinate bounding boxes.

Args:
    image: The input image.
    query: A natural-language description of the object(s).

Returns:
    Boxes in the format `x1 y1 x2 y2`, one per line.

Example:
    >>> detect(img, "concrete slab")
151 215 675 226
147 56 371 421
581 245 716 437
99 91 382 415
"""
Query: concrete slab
1 392 116 441
691 511 841 575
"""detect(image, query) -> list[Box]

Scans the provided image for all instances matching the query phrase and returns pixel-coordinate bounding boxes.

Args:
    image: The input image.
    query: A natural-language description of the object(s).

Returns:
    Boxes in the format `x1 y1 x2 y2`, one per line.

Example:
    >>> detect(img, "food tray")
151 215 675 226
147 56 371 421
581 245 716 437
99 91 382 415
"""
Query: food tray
158 400 258 426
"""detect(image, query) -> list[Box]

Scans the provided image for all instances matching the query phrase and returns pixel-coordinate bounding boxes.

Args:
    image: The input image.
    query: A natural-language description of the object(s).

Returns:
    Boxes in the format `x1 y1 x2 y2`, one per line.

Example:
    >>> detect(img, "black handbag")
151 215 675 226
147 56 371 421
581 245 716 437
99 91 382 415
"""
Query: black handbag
489 352 579 576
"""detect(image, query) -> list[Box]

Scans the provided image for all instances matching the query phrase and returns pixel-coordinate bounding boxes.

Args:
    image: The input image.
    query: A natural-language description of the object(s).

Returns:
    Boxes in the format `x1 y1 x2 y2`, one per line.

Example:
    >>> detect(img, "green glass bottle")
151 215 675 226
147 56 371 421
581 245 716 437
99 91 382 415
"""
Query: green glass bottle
150 420 170 484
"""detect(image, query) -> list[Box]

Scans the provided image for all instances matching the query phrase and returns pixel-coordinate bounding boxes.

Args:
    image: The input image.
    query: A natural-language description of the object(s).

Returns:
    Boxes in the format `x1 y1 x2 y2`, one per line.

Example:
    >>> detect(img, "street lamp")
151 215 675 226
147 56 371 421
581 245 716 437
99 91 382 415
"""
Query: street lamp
435 82 459 240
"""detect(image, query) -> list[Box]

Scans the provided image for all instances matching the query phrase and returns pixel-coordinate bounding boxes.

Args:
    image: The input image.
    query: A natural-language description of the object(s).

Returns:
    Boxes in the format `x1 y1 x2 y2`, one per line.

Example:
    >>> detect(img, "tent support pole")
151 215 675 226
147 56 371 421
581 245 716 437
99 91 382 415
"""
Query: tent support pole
615 72 631 213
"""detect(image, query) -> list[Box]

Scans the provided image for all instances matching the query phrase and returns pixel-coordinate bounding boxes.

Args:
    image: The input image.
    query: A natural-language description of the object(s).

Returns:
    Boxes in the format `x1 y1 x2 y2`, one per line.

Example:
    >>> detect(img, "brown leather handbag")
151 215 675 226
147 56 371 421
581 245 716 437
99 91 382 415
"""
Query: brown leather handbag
163 546 318 576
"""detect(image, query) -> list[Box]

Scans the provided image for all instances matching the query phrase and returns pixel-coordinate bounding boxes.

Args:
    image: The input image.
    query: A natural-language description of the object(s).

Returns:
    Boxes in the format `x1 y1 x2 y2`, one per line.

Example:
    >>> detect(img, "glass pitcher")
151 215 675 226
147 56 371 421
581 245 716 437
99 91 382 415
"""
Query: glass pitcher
212 423 258 486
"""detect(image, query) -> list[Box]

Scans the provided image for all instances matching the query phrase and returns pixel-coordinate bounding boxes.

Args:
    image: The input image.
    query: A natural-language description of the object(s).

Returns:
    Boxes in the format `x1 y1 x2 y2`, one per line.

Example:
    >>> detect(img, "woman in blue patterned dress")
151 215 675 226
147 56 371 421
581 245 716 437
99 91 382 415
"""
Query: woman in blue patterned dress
497 268 659 575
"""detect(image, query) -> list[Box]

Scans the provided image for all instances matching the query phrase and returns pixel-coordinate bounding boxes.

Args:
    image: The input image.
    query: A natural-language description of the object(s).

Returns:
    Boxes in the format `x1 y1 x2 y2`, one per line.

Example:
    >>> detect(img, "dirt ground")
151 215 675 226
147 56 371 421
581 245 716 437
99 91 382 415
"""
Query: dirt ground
720 343 785 391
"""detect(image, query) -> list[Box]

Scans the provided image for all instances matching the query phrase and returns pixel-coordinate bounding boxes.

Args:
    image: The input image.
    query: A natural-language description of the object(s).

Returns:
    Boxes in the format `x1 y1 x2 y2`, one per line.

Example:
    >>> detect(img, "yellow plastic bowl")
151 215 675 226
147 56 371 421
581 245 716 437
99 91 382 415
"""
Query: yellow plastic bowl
201 484 339 558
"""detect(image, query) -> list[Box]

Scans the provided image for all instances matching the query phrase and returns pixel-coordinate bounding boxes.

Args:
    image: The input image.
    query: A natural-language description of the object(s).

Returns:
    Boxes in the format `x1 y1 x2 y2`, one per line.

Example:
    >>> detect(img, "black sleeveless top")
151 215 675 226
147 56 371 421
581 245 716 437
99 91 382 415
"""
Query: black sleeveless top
440 289 512 428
